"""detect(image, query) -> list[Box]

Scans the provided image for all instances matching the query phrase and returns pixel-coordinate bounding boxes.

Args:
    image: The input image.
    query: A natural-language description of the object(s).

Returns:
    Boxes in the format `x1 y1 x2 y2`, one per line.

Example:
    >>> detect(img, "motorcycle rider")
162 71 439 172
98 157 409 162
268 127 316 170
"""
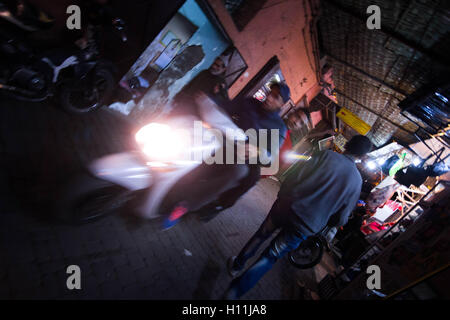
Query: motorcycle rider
159 55 231 229
197 82 289 221
163 83 287 228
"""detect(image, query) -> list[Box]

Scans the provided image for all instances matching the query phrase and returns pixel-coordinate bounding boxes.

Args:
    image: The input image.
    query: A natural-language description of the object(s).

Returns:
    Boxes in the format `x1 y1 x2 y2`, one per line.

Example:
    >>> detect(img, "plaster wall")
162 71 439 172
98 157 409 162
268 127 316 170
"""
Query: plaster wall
207 0 322 107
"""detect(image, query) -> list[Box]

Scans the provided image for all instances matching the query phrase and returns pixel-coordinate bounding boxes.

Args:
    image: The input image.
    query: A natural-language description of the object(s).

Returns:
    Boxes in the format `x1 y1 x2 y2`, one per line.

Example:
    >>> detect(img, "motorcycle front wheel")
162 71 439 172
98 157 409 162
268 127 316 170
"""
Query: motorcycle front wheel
55 172 130 224
288 236 325 269
59 67 115 113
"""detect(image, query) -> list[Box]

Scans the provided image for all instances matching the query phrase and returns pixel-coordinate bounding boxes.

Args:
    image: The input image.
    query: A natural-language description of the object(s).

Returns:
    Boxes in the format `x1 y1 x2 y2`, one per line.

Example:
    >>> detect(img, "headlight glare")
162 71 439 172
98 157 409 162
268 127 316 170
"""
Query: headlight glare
135 123 188 161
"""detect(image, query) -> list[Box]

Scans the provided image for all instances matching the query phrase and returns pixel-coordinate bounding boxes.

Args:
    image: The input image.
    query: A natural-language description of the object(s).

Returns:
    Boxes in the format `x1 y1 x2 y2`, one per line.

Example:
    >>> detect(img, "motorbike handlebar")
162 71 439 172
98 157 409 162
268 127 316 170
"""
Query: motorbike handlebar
112 17 127 42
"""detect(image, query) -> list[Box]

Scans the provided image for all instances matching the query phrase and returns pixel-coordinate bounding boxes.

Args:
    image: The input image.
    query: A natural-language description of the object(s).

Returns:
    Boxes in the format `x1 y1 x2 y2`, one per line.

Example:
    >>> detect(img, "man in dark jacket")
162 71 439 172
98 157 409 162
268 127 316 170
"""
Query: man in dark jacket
224 135 372 299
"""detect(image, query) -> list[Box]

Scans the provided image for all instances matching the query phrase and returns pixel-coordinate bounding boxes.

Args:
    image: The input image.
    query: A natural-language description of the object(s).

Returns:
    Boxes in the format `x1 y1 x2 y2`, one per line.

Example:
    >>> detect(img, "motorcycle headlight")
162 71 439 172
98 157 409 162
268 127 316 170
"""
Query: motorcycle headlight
135 122 190 161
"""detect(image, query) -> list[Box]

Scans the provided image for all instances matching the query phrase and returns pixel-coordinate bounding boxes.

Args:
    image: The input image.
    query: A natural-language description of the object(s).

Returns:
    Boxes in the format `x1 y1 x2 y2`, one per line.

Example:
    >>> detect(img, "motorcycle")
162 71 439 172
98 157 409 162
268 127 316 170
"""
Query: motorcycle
0 0 127 113
55 94 252 224
288 226 339 269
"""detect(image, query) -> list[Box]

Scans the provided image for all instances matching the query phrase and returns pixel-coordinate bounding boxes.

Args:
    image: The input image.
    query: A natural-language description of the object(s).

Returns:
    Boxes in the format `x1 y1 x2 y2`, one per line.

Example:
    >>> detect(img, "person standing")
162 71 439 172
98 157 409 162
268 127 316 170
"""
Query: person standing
224 135 372 299
170 55 229 117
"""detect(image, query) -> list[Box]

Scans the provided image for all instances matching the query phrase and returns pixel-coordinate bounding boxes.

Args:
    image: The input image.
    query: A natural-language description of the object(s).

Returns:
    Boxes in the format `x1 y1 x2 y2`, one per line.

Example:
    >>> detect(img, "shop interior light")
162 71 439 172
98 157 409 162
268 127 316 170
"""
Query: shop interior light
377 158 386 165
412 157 422 166
284 152 311 162
435 92 448 103
366 161 377 170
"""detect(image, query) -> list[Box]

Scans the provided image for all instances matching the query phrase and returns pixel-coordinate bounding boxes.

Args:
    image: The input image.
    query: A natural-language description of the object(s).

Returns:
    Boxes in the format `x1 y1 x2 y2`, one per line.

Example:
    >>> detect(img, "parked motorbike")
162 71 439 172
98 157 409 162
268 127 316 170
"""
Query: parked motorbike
0 0 127 113
55 95 252 224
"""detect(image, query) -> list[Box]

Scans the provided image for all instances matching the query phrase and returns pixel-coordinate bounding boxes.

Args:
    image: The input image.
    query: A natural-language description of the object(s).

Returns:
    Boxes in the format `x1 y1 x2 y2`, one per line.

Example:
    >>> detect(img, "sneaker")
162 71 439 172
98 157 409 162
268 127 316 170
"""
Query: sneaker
162 204 189 230
227 256 240 278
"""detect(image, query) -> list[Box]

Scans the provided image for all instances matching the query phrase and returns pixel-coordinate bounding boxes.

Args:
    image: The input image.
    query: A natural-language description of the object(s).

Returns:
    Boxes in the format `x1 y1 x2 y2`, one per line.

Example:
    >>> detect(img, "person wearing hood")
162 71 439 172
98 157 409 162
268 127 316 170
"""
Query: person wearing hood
171 55 230 117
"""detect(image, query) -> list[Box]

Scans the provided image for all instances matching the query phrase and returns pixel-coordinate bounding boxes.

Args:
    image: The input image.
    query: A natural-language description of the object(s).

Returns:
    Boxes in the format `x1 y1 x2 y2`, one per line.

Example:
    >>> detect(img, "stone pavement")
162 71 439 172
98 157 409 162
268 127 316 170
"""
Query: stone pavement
0 97 319 299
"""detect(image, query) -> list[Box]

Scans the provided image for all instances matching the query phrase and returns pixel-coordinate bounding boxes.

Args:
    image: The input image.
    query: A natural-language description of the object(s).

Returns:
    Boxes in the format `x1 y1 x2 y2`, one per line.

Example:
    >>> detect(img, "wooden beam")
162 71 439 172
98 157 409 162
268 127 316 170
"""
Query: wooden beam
326 54 409 97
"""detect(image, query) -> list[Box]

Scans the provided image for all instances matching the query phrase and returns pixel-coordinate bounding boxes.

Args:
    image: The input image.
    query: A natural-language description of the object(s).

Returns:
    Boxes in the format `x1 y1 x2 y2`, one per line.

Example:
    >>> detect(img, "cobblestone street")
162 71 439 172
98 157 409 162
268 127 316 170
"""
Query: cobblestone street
1 0 448 305
0 97 318 300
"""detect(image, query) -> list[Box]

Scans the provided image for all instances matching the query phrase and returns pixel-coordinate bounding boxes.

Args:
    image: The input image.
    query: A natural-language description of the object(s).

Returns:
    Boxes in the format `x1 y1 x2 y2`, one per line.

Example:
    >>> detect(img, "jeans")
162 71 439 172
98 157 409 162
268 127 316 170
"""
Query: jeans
226 199 307 299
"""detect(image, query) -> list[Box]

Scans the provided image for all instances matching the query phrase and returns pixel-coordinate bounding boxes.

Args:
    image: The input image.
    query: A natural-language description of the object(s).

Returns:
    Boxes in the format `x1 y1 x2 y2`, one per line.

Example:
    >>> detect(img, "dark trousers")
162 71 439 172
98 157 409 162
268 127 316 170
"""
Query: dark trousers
181 162 250 211
197 165 260 221
226 199 307 299
217 164 260 208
